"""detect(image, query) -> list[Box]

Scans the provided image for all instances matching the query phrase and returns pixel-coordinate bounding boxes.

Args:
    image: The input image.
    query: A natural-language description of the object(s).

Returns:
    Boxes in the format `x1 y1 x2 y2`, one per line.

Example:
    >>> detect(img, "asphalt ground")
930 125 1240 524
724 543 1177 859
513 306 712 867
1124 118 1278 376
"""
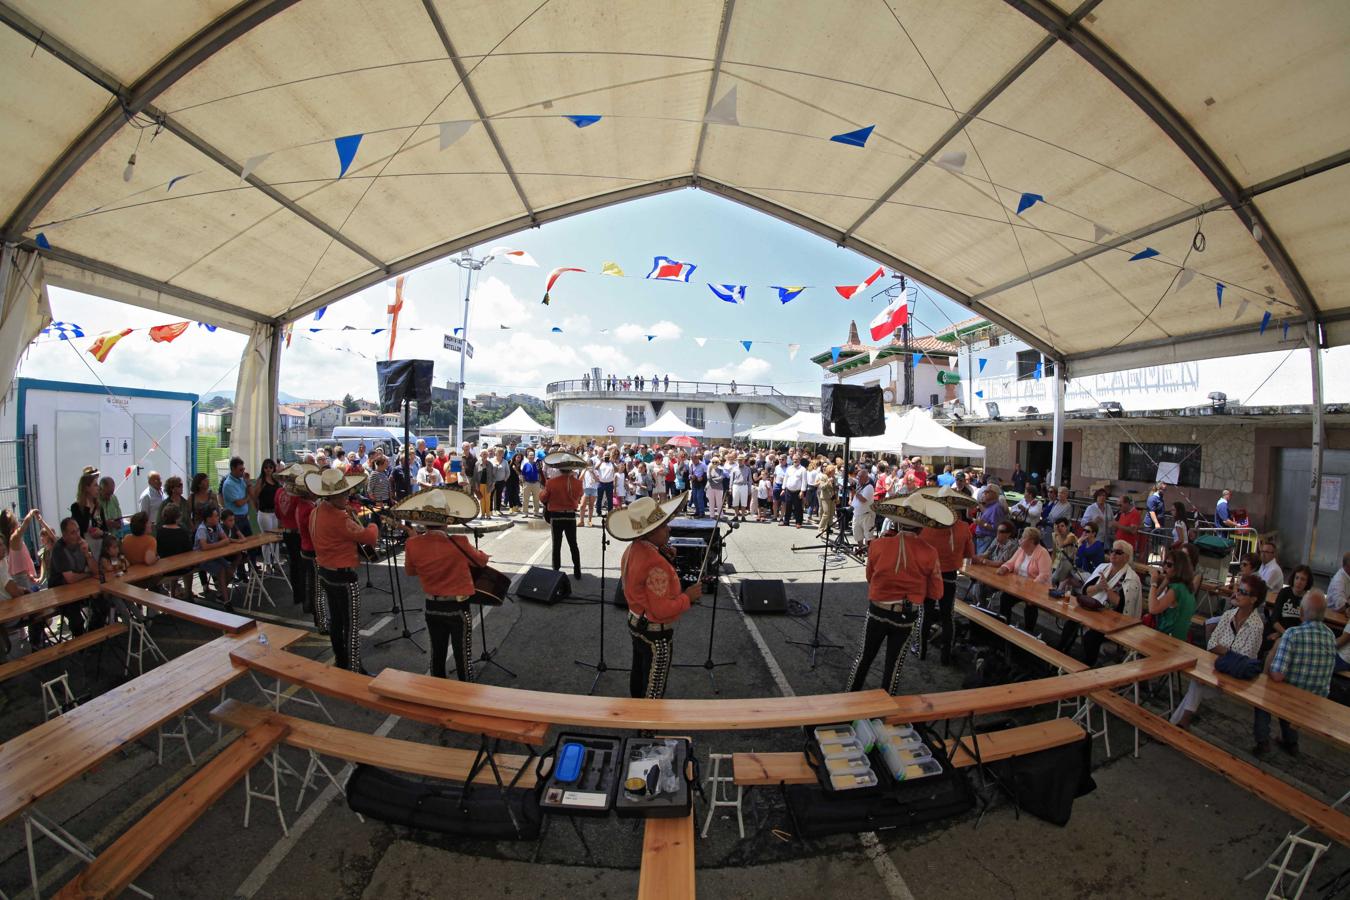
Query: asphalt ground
1 511 1347 899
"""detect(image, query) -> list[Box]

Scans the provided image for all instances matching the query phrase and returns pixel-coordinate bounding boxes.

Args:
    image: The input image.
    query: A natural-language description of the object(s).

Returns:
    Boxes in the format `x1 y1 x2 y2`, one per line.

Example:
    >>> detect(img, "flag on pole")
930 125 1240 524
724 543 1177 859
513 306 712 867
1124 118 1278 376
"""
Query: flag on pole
542 266 585 305
867 293 909 341
772 286 805 304
708 284 746 304
88 329 133 363
836 265 885 300
646 256 697 282
386 275 406 360
148 321 190 343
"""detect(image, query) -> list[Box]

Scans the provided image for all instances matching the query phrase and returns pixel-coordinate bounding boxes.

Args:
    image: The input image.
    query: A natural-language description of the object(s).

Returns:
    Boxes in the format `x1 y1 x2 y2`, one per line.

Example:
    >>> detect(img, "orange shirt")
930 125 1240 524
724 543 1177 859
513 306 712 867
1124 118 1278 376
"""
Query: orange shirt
621 538 690 625
295 497 316 552
121 533 157 566
310 502 377 569
404 531 487 598
865 533 943 604
540 473 583 513
919 521 975 573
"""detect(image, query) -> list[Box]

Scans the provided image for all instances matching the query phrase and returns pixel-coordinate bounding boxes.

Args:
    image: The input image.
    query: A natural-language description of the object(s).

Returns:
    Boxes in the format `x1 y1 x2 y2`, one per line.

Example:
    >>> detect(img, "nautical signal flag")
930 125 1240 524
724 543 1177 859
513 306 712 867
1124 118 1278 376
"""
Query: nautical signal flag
386 275 406 360
488 247 538 267
88 329 133 363
868 294 909 341
772 286 805 304
646 256 697 282
601 261 625 277
148 321 190 343
836 265 885 300
542 266 585 305
708 284 746 304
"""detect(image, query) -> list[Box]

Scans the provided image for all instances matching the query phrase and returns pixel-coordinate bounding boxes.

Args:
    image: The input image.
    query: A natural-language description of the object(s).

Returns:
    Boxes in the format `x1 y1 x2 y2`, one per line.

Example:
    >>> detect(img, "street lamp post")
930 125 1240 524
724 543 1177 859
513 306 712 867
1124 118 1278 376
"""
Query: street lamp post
449 251 497 448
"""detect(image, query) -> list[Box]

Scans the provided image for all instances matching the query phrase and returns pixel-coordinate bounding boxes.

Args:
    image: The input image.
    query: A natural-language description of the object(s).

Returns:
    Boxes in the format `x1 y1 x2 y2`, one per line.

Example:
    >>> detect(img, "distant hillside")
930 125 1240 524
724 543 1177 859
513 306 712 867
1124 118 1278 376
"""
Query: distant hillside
203 390 306 404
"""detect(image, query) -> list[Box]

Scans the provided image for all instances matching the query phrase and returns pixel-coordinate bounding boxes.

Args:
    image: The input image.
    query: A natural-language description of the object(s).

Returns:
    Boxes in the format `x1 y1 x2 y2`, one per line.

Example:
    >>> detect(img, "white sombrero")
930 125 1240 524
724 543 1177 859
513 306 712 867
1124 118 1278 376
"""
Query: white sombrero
387 486 479 525
543 451 586 470
303 467 368 498
873 493 954 529
917 485 979 510
277 462 319 497
605 493 688 542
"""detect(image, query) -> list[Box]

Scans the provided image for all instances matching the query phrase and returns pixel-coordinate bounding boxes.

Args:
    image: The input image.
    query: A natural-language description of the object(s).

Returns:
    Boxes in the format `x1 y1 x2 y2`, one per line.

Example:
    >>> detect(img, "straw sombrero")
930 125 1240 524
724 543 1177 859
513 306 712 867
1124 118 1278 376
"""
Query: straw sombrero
544 451 586 471
277 462 319 497
303 467 367 498
873 493 954 529
606 493 688 542
917 485 979 510
387 486 479 525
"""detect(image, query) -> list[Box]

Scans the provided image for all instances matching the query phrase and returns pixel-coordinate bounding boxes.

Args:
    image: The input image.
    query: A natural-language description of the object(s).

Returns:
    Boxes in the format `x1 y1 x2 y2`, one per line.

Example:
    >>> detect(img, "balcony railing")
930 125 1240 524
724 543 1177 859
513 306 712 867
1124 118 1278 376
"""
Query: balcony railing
546 378 818 410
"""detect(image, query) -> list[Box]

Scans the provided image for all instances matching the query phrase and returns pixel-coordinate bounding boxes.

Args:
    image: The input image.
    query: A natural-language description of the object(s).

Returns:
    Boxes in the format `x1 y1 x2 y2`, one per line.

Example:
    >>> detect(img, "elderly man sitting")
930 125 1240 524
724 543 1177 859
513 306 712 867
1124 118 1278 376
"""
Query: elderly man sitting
1055 539 1143 665
1254 589 1337 756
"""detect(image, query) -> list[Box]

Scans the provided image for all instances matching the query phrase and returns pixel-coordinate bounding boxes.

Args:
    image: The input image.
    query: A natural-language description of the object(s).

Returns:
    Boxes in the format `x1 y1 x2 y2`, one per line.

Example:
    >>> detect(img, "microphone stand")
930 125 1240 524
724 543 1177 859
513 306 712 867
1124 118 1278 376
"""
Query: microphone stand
573 515 627 694
465 523 515 678
786 512 846 668
673 506 737 694
374 393 425 651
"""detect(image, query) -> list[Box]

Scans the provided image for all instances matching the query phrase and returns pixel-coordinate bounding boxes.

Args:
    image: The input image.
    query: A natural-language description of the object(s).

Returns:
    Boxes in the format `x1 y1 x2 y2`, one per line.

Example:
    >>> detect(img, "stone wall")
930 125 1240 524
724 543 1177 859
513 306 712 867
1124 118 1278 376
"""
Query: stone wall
966 427 1012 471
1079 422 1256 492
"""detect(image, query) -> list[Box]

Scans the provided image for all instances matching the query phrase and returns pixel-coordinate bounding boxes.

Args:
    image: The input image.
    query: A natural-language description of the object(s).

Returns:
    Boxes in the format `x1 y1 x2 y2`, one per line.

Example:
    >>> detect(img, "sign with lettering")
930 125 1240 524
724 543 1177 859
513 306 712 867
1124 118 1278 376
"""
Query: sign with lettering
443 335 474 358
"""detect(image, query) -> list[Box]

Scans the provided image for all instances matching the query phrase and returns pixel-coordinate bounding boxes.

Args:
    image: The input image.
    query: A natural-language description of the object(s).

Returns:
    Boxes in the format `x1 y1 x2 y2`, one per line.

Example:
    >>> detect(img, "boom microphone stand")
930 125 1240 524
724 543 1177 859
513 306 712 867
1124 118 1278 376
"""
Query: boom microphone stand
786 513 845 668
573 516 627 694
674 507 737 694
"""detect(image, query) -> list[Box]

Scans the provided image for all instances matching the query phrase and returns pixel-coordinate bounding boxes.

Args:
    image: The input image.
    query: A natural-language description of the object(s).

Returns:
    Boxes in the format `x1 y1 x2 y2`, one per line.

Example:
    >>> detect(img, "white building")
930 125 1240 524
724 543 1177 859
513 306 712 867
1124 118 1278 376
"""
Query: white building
812 320 960 410
547 375 817 441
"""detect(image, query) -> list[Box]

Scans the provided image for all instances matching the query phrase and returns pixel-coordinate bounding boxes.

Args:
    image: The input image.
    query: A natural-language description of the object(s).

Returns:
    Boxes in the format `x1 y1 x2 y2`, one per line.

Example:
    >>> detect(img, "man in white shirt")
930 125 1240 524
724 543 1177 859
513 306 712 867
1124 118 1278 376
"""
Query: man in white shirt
781 455 807 528
1257 540 1285 594
850 467 875 551
1326 551 1350 611
596 454 616 514
138 471 165 534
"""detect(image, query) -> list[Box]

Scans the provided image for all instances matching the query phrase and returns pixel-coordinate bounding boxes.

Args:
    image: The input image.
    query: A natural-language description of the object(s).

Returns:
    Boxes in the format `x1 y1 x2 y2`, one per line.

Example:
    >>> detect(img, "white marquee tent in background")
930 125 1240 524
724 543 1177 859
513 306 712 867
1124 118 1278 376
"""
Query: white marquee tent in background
640 410 703 438
477 406 553 437
850 407 987 459
739 409 838 445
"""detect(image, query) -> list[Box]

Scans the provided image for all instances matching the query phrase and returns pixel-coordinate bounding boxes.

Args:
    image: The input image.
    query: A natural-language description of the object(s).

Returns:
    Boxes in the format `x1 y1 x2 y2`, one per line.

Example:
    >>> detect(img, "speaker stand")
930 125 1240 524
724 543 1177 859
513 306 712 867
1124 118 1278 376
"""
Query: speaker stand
674 515 737 694
786 518 845 668
574 515 627 694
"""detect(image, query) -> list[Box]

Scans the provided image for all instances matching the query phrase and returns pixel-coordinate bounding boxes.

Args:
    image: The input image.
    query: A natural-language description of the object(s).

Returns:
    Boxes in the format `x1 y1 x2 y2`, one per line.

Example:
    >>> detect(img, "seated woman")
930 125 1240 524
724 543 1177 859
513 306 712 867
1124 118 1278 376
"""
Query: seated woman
1049 517 1077 586
970 522 1018 610
996 526 1053 633
1147 549 1197 640
1170 574 1265 728
1074 521 1106 573
155 504 194 598
121 512 159 567
1056 540 1143 665
1264 564 1312 655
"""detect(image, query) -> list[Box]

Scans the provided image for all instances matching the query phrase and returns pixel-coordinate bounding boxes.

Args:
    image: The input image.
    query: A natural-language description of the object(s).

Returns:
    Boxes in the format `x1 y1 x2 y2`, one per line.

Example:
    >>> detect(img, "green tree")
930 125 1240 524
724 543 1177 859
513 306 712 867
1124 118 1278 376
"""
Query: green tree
342 393 357 413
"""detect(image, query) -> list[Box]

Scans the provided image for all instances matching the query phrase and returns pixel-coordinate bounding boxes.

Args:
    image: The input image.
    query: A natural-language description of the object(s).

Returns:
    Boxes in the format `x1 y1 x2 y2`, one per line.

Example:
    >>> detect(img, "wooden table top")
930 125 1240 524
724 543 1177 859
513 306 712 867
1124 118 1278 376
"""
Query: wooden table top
0 622 304 826
963 564 1140 634
370 668 901 732
101 582 256 634
0 533 278 626
954 600 1089 673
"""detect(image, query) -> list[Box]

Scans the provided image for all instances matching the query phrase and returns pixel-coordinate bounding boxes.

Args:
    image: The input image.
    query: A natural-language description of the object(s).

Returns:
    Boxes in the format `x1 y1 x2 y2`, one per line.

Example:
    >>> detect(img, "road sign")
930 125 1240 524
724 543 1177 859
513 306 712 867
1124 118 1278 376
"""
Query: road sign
443 335 474 358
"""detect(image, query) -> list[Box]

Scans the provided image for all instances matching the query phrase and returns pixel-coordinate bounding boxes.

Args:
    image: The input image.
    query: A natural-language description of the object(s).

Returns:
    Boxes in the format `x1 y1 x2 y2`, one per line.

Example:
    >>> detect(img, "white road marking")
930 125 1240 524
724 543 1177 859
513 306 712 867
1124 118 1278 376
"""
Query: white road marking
359 615 392 637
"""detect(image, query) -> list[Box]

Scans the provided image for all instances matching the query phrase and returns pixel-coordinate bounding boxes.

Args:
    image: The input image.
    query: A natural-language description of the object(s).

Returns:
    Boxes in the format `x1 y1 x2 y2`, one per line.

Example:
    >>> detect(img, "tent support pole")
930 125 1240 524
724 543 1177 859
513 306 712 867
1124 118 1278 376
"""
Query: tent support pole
1304 324 1325 565
267 323 282 459
1050 365 1065 489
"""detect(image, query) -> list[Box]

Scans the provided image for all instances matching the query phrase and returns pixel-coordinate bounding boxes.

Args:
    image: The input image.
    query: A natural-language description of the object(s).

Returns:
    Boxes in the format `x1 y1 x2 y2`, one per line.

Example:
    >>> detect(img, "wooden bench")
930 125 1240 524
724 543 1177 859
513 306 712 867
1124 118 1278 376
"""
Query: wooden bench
54 721 289 899
637 812 695 900
731 718 1089 786
1090 690 1350 848
0 623 127 684
229 640 549 746
102 582 256 634
210 699 538 788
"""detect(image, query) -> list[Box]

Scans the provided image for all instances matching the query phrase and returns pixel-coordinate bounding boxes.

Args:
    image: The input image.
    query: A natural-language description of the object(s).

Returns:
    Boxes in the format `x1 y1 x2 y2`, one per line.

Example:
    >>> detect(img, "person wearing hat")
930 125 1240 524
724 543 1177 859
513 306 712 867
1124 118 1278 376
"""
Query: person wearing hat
291 465 328 632
916 487 978 666
540 452 586 582
275 463 317 625
391 487 487 681
306 467 378 672
609 494 701 699
845 494 951 695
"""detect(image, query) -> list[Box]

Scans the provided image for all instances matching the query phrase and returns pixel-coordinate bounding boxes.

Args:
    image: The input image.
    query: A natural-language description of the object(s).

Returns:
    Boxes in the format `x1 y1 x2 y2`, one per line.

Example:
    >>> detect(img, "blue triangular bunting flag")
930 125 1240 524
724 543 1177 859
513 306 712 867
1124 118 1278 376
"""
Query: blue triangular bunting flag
1259 311 1271 335
772 286 805 304
1033 362 1043 380
741 340 752 352
564 115 601 128
912 353 921 366
313 306 328 321
335 134 363 177
34 232 50 250
197 322 217 332
166 174 192 192
708 284 747 304
1128 247 1159 261
551 327 563 333
977 357 987 373
453 327 464 335
830 346 841 363
646 335 656 342
975 390 984 399
1016 192 1044 215
1282 320 1290 340
830 125 874 148
370 328 384 334
1216 282 1225 306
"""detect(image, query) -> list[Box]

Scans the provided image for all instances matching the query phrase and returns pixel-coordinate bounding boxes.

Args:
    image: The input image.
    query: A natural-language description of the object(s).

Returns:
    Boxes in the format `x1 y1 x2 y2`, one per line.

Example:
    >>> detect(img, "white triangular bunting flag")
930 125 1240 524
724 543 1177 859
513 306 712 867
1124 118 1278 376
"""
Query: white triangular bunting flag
868 348 878 364
1092 223 1112 243
935 150 966 172
704 85 738 126
1233 297 1250 321
1175 268 1196 291
787 343 800 361
694 337 707 347
440 121 473 150
240 153 270 182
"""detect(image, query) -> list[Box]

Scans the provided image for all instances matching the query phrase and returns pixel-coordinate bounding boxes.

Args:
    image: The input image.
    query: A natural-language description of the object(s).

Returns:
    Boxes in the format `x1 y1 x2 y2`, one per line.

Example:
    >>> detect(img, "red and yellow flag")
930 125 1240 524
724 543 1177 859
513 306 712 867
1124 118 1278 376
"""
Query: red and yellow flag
148 321 190 343
88 329 133 363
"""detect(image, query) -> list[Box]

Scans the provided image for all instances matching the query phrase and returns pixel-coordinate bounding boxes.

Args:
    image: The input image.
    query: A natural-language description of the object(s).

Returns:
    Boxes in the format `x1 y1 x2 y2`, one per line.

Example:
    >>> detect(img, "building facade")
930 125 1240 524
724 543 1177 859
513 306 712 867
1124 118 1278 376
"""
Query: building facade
812 320 959 410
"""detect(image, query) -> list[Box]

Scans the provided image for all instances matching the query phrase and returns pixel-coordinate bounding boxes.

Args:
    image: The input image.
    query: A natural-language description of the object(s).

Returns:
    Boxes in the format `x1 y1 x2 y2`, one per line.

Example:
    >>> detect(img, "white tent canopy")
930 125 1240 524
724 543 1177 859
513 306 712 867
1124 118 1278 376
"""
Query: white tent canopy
640 409 703 437
478 405 552 436
741 410 840 445
850 407 986 459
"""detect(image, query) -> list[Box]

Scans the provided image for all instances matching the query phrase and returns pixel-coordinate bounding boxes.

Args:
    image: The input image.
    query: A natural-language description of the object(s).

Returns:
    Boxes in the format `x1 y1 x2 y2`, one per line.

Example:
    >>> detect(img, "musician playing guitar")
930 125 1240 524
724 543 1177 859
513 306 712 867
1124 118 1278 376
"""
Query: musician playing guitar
305 467 377 673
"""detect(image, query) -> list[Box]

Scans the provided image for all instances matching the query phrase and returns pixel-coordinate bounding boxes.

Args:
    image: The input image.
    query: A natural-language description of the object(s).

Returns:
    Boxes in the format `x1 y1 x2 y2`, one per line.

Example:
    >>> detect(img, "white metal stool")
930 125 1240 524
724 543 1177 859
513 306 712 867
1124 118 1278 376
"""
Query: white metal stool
700 753 744 839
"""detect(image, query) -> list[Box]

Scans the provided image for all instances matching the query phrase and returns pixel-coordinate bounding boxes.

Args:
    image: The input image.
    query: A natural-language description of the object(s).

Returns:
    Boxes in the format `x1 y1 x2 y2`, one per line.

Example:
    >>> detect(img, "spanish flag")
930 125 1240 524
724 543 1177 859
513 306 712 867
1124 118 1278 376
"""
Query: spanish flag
148 321 190 343
88 329 133 363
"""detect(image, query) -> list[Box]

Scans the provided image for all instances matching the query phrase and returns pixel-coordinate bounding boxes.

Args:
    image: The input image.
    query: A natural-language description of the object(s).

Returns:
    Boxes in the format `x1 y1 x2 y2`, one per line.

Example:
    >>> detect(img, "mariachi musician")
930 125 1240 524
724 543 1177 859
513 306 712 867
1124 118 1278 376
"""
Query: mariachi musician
304 467 378 672
844 493 952 695
275 463 317 627
389 486 487 682
608 494 700 699
916 486 979 665
288 463 328 632
539 451 585 583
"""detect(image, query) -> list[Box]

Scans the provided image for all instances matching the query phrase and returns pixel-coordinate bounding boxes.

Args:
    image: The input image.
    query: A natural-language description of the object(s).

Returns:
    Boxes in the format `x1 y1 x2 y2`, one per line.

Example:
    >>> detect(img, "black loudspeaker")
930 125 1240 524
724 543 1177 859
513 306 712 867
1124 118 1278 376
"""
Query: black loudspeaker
376 359 434 412
820 384 886 438
516 566 571 604
739 579 787 615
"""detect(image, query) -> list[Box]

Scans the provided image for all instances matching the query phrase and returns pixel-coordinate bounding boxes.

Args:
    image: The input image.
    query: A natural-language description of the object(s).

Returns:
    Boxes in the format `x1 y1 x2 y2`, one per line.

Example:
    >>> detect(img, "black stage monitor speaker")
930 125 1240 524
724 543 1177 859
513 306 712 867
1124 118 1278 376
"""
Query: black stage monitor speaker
376 359 434 412
739 579 788 615
516 566 571 604
821 384 886 438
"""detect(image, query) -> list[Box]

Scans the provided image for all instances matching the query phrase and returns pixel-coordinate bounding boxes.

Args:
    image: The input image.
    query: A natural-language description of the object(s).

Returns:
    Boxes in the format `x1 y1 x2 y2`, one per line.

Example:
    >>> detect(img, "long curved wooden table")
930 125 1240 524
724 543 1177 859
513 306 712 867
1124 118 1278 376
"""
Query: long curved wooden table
962 564 1140 634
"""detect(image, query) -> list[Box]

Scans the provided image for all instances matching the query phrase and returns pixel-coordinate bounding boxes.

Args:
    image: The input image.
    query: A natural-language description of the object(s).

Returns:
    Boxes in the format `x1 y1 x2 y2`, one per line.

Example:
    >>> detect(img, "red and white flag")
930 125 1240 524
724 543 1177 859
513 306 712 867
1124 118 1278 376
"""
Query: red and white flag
487 246 538 267
836 265 885 300
868 295 909 341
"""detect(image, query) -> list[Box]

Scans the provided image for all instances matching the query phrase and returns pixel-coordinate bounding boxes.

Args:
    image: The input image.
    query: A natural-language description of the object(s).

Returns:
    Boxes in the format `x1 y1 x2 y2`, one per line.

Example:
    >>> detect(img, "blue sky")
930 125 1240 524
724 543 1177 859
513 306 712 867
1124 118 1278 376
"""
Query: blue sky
21 188 974 403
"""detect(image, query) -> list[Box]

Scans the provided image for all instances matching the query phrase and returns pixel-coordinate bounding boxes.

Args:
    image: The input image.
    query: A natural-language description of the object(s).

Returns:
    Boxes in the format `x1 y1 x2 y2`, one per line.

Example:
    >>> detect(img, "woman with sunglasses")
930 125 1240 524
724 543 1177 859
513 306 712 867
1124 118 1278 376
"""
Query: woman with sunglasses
1148 549 1197 639
1056 540 1142 664
1170 574 1266 729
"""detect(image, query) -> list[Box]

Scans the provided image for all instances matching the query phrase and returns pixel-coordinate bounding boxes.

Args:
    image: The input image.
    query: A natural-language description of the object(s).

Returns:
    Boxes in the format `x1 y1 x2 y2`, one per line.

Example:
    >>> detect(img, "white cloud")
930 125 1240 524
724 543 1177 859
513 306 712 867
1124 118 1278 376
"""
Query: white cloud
614 320 682 343
703 356 772 382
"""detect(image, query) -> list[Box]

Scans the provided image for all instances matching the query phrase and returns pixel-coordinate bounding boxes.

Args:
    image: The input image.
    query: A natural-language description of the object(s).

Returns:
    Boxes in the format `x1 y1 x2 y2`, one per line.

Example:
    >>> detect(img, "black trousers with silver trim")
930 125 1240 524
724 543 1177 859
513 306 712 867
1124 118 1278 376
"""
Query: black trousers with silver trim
921 571 958 662
628 619 674 700
317 565 361 672
301 550 328 630
426 596 474 682
845 601 923 696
